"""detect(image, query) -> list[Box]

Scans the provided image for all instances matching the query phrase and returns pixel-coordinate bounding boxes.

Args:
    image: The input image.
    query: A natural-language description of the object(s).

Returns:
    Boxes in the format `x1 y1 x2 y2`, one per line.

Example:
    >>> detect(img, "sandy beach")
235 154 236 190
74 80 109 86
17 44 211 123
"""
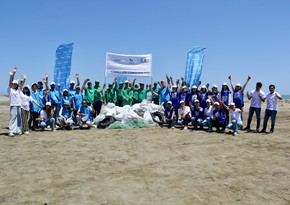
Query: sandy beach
0 95 289 205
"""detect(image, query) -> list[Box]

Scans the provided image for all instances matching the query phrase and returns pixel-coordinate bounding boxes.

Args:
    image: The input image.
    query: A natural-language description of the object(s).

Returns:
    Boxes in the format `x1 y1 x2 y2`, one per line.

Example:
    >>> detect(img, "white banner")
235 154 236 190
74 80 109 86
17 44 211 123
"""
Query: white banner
105 52 152 77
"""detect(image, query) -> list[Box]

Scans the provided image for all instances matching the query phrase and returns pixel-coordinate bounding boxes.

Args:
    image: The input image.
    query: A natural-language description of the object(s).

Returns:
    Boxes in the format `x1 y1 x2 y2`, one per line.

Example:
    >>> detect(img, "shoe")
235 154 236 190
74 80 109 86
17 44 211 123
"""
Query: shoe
24 131 29 135
259 130 266 133
16 131 22 135
243 126 250 131
253 129 259 133
9 133 15 137
171 126 175 129
233 132 238 136
52 129 56 132
183 126 188 130
270 130 274 133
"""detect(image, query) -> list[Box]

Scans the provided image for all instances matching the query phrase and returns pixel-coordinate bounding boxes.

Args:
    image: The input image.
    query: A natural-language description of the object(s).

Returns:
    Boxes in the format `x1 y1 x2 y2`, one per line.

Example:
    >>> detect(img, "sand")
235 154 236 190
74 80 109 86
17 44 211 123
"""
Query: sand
0 95 289 205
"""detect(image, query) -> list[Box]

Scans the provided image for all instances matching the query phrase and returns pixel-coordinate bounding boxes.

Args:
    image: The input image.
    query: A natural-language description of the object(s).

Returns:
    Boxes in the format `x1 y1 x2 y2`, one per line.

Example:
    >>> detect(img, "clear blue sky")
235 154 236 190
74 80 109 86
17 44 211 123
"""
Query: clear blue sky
1 0 290 94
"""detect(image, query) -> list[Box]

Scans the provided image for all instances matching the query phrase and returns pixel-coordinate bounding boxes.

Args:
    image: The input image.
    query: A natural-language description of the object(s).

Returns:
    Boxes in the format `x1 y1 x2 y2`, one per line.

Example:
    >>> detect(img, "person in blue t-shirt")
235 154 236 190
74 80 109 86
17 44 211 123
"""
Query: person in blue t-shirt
151 80 170 108
198 85 209 109
229 75 251 123
68 73 80 97
162 101 176 128
190 99 204 129
77 100 95 128
212 102 227 132
58 101 73 130
169 85 179 123
219 83 231 124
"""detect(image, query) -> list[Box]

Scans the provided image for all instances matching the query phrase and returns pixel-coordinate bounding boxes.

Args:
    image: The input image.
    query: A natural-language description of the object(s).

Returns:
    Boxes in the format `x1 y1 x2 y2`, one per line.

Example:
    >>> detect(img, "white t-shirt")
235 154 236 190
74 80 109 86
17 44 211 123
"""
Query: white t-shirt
20 92 35 111
7 87 21 106
178 106 191 117
40 110 48 121
204 106 214 118
230 108 242 123
249 89 265 108
265 92 280 111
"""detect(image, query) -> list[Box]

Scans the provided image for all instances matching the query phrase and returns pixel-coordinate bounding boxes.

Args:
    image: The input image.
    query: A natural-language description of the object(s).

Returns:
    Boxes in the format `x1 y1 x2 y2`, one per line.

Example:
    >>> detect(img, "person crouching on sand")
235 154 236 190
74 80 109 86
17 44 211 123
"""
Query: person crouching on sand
38 102 56 131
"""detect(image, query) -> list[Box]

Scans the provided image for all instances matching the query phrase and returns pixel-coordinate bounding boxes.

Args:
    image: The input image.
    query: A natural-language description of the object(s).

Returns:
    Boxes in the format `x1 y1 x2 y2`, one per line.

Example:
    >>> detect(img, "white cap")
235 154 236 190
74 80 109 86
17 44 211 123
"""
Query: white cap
46 102 51 106
206 99 211 103
192 85 197 89
235 83 241 87
212 84 217 88
167 101 172 104
70 80 75 84
125 80 129 83
180 100 185 104
12 80 18 84
63 89 68 92
195 99 200 103
172 85 177 88
230 102 235 106
201 85 206 89
23 85 30 89
182 86 187 89
50 81 55 85
214 102 220 106
222 83 227 86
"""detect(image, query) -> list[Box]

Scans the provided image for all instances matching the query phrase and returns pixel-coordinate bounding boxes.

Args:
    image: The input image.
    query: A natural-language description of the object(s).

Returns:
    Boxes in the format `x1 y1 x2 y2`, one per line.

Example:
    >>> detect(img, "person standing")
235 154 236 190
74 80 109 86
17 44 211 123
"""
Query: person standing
244 82 265 132
260 85 282 133
114 81 124 106
93 80 106 117
151 82 160 105
122 80 134 106
7 68 22 137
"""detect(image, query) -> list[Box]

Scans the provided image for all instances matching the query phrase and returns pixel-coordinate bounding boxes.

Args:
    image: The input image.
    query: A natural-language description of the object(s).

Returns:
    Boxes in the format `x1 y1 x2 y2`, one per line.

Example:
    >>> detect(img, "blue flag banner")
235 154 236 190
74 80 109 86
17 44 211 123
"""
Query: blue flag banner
54 43 74 91
184 47 206 87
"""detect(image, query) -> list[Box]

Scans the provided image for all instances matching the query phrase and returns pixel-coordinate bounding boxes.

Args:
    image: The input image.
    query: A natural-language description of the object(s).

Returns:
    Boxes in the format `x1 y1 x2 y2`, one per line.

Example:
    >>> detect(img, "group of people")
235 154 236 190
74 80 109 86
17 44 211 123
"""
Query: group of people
7 68 282 137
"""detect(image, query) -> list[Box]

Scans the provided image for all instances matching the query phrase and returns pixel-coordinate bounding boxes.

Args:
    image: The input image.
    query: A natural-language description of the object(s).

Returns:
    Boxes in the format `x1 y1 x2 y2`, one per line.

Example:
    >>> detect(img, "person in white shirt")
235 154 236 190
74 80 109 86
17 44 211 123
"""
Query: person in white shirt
178 100 191 130
39 102 56 131
260 85 282 133
201 99 214 132
244 82 265 132
222 102 243 136
7 68 22 137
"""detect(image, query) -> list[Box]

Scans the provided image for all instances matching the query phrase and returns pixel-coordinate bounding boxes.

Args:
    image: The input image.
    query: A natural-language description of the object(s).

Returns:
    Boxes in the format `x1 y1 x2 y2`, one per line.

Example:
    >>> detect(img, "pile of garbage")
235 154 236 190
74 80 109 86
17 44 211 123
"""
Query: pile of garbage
93 100 164 129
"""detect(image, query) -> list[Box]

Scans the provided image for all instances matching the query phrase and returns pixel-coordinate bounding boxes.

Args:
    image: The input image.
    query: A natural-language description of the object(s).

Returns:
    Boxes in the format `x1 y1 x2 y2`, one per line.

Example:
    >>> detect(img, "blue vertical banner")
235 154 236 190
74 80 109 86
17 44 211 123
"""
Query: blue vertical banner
54 43 74 91
184 47 206 87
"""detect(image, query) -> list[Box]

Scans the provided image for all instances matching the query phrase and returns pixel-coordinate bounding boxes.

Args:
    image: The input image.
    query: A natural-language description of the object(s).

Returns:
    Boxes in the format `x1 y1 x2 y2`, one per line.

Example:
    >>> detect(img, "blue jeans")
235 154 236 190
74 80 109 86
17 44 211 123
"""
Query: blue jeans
40 118 56 131
202 117 213 132
262 109 277 132
227 120 243 133
246 106 261 129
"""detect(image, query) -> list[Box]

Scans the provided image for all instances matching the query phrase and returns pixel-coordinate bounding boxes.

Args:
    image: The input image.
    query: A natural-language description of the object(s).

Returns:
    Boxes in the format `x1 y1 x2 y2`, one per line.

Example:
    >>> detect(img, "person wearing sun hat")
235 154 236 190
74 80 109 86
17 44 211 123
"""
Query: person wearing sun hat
114 81 124 106
121 80 134 106
190 99 204 129
151 82 160 105
81 78 95 106
201 99 214 132
105 79 116 104
219 82 231 124
178 100 191 130
7 68 22 136
162 101 176 128
221 101 243 136
68 73 80 97
212 101 227 132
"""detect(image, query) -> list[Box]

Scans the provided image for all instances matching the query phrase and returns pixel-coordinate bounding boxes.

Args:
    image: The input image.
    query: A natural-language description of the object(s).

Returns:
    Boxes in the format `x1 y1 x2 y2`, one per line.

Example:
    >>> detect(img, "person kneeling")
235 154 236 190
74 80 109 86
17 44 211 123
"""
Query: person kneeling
58 102 74 130
38 102 56 131
76 100 95 128
162 101 176 128
178 100 191 130
221 101 242 136
212 102 227 132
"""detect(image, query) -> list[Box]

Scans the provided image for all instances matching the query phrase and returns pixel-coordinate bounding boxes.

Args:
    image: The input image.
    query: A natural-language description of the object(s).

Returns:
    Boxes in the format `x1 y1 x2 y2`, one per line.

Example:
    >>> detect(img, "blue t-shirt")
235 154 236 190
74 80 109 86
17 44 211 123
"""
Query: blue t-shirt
164 106 175 120
61 108 72 119
170 91 180 108
198 92 208 109
68 87 76 97
220 90 231 105
191 106 204 119
233 90 244 107
48 89 60 105
179 92 188 106
79 106 92 121
73 92 83 111
30 91 42 113
159 87 170 104
213 109 226 124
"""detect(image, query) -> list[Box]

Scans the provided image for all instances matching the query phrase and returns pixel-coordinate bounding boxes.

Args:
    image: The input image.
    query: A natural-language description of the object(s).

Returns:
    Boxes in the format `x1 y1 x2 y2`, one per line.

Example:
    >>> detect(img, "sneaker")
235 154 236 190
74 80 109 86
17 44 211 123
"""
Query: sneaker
183 126 188 130
24 131 29 135
52 129 56 132
253 129 259 133
171 126 175 129
259 130 266 133
16 131 22 135
9 133 15 137
233 132 238 136
243 126 250 131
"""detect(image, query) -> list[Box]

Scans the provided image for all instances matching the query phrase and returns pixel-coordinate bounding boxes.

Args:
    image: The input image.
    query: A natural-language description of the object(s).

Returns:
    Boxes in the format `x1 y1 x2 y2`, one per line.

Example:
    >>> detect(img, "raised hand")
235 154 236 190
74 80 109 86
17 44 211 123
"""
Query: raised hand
75 73 79 79
13 67 17 73
248 75 251 80
228 75 231 80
